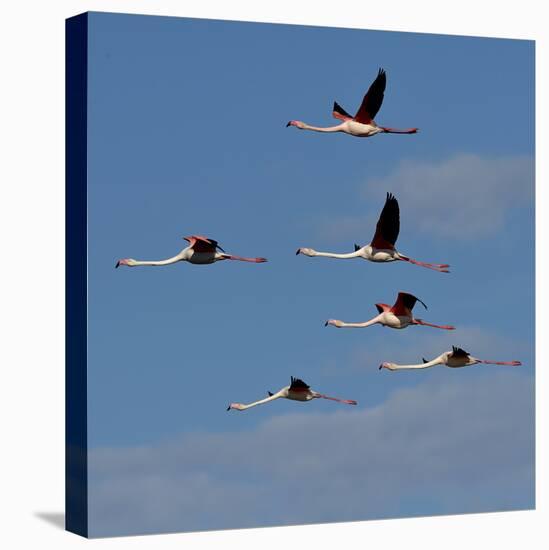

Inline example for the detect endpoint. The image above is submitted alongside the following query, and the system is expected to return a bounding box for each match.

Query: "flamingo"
[227,376,357,411]
[286,68,418,138]
[115,235,267,268]
[296,193,450,273]
[325,291,455,331]
[379,346,522,371]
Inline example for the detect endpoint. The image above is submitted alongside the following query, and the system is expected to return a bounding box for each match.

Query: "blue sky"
[85,12,534,536]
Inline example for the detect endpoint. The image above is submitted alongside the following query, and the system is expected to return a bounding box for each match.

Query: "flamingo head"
[286,120,306,129]
[296,247,316,257]
[379,362,396,371]
[115,258,137,268]
[226,403,246,411]
[325,319,344,328]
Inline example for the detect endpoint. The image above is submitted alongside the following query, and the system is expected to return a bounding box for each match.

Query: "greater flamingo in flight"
[379,346,522,371]
[325,292,455,331]
[286,68,418,138]
[227,376,357,411]
[296,193,450,273]
[116,235,267,268]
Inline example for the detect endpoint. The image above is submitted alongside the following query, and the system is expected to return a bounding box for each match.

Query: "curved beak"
[295,248,301,255]
[115,261,120,269]
[378,364,383,370]
[286,121,292,127]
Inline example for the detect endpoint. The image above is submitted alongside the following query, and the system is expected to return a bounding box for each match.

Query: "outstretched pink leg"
[399,255,450,273]
[316,394,357,405]
[414,319,455,330]
[223,255,268,263]
[381,127,419,134]
[479,360,522,366]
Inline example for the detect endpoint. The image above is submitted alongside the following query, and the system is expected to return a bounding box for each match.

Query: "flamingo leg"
[414,319,455,330]
[316,394,357,405]
[223,255,268,263]
[479,360,522,366]
[380,127,419,134]
[399,256,450,273]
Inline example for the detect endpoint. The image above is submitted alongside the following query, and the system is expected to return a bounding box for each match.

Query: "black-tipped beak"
[378,364,383,370]
[115,261,120,269]
[295,249,300,255]
[286,121,291,127]
[324,321,328,327]
[226,405,231,411]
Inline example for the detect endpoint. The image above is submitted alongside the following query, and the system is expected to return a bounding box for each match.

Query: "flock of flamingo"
[116,68,522,412]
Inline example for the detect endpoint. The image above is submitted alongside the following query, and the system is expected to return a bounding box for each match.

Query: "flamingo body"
[286,68,418,138]
[297,193,450,273]
[116,235,267,268]
[380,346,522,371]
[227,377,357,411]
[325,292,455,331]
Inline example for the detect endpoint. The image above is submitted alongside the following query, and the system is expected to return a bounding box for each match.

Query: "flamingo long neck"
[130,254,184,267]
[386,356,445,370]
[338,315,382,328]
[300,123,344,133]
[312,250,363,259]
[237,393,282,410]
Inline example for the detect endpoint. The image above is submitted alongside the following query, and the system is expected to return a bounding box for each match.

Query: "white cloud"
[88,372,534,537]
[361,154,533,239]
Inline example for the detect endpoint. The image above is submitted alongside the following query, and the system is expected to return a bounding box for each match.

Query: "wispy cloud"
[362,154,534,239]
[316,154,533,244]
[88,372,534,537]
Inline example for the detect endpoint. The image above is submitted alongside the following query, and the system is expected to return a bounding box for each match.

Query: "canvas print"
[66,11,535,538]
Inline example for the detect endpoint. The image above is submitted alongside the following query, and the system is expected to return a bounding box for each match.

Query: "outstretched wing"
[370,192,400,249]
[354,68,386,124]
[391,292,427,316]
[332,101,353,122]
[451,346,470,359]
[289,376,310,392]
[184,235,225,253]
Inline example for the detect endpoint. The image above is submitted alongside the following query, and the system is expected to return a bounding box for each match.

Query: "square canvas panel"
[66,11,535,538]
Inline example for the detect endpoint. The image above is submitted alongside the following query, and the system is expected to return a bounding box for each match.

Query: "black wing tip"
[268,391,274,397]
[286,121,291,127]
[422,358,428,364]
[400,292,427,310]
[452,346,469,357]
[354,243,361,251]
[290,376,310,389]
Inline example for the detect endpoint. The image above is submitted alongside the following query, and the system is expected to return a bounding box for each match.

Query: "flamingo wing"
[184,235,225,253]
[370,192,400,249]
[451,346,470,359]
[332,101,353,122]
[289,376,310,392]
[353,68,386,124]
[391,292,427,316]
